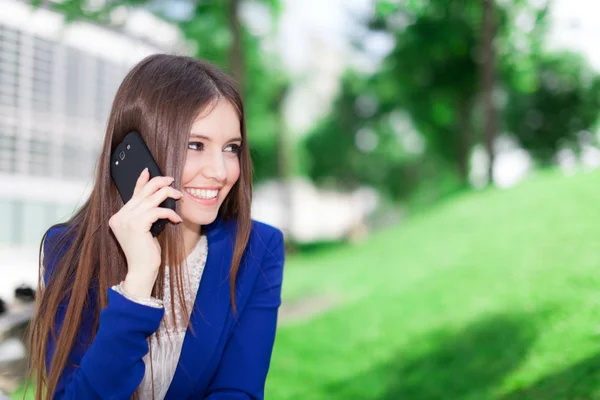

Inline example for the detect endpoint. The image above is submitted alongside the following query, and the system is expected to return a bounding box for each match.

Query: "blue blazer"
[43,217,285,399]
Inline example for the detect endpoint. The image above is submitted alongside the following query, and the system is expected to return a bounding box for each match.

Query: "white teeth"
[185,188,218,199]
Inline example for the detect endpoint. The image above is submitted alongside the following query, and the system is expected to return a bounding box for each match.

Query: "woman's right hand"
[109,168,183,298]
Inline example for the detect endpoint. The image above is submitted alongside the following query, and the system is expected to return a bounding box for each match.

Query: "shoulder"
[45,224,70,245]
[250,220,284,246]
[221,218,285,273]
[217,218,284,256]
[248,220,285,260]
[211,219,286,306]
[42,224,75,283]
[248,221,285,282]
[43,224,74,256]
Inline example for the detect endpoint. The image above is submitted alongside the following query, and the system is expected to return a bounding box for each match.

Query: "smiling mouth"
[184,188,219,200]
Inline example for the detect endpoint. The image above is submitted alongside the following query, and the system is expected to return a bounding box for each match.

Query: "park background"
[2,0,600,398]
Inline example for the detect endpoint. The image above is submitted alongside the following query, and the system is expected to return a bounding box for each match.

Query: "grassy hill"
[266,169,600,399]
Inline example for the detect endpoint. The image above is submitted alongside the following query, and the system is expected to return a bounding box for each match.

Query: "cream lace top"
[113,235,208,400]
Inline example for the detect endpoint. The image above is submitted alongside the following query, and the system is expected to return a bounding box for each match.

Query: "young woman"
[27,54,285,400]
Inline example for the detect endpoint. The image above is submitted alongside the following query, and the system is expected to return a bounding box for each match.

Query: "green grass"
[266,169,600,400]
[9,384,31,400]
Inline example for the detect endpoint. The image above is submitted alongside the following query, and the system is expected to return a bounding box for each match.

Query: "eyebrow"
[190,133,243,143]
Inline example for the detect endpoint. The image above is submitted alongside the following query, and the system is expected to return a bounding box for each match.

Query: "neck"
[181,220,202,257]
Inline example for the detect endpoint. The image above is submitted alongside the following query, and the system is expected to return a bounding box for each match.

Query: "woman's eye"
[188,142,204,151]
[225,143,241,153]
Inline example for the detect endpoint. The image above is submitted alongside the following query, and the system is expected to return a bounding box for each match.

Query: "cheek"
[181,161,196,185]
[226,158,240,186]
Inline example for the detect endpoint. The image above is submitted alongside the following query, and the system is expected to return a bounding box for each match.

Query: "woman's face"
[179,99,242,228]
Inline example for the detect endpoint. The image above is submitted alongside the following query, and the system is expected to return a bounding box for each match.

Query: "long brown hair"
[27,54,253,399]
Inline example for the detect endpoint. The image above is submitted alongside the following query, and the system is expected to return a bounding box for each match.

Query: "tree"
[480,0,498,185]
[370,1,486,185]
[303,71,429,201]
[369,1,552,186]
[227,0,244,92]
[504,51,600,164]
[305,0,600,205]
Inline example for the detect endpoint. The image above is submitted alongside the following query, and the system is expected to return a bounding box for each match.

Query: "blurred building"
[0,0,186,300]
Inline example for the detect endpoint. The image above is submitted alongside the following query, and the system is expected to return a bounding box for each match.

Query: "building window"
[21,200,52,245]
[65,47,81,118]
[0,125,17,174]
[32,36,54,114]
[28,136,52,177]
[0,198,17,245]
[0,21,144,184]
[0,25,20,112]
[95,57,124,124]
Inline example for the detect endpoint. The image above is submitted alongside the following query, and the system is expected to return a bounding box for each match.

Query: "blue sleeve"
[43,228,164,399]
[205,229,285,400]
[49,289,164,399]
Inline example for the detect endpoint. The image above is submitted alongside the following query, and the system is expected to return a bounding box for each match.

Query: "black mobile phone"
[110,131,177,237]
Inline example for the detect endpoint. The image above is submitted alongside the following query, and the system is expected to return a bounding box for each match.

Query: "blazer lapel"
[165,218,234,399]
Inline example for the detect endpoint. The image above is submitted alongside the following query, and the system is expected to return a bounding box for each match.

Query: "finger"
[132,168,150,197]
[141,186,183,209]
[138,176,175,200]
[144,208,182,227]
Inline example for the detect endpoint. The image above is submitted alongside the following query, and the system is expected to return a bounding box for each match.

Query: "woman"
[27,54,285,400]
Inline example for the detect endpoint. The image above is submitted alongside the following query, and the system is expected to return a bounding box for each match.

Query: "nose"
[202,151,227,182]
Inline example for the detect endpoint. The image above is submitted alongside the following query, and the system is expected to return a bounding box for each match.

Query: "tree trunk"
[227,0,244,95]
[274,83,294,237]
[481,0,497,185]
[274,84,291,180]
[457,98,471,183]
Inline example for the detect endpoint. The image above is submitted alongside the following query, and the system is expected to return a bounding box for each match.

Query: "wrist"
[123,271,157,299]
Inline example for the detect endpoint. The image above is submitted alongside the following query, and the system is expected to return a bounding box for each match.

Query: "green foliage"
[375,4,481,166]
[31,0,148,22]
[305,0,600,205]
[504,51,600,164]
[374,1,400,19]
[303,71,418,200]
[305,0,491,201]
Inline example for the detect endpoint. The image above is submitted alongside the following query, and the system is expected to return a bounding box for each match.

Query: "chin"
[181,196,225,224]
[182,210,219,227]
